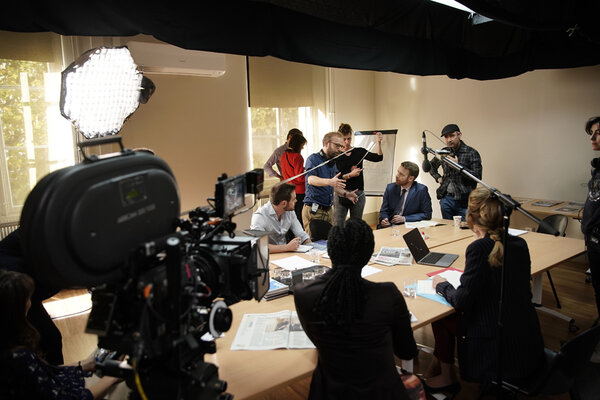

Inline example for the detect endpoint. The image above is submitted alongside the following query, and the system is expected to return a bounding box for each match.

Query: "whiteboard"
[354,130,397,196]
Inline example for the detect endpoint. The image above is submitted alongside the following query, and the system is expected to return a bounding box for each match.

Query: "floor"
[49,255,598,400]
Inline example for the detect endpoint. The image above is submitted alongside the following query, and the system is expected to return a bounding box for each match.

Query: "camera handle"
[78,135,132,162]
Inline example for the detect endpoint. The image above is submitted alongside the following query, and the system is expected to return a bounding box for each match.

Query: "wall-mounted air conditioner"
[127,41,226,77]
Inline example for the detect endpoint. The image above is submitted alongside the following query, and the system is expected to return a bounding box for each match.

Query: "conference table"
[207,220,585,400]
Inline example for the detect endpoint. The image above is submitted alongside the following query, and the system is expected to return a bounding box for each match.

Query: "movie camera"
[19,143,269,400]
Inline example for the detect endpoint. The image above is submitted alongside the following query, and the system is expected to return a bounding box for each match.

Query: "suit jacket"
[379,182,432,226]
[294,274,418,400]
[436,235,545,383]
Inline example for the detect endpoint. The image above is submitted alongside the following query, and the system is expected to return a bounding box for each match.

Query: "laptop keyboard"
[420,252,444,264]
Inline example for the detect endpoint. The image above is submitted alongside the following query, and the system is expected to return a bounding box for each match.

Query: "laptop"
[402,228,459,267]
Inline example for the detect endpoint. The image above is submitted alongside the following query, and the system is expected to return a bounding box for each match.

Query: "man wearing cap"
[429,124,482,220]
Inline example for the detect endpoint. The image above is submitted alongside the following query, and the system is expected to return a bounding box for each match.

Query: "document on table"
[293,244,312,253]
[374,246,412,266]
[361,265,382,278]
[230,310,315,350]
[405,220,440,229]
[508,228,528,236]
[272,255,316,271]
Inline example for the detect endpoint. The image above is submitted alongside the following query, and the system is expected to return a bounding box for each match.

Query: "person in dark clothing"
[582,116,600,325]
[333,123,383,226]
[429,124,482,220]
[424,188,545,395]
[294,218,418,400]
[0,228,64,365]
[0,270,121,399]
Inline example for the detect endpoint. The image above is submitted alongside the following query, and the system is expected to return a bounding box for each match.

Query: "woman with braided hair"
[422,187,544,395]
[294,218,418,400]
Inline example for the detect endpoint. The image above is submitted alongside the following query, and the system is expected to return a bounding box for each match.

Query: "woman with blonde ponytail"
[422,188,544,396]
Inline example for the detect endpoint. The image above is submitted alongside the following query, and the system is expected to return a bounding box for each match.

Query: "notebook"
[402,228,458,267]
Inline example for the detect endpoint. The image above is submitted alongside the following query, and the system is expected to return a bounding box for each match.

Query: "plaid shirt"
[429,140,482,201]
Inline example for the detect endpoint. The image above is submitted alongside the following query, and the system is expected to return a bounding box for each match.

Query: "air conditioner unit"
[127,41,226,77]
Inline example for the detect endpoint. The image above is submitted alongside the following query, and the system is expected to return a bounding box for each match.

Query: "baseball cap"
[441,124,460,137]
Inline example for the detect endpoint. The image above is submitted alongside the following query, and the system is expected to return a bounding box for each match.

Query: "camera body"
[20,148,268,399]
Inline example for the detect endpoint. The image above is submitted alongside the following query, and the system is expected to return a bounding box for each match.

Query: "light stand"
[422,146,558,398]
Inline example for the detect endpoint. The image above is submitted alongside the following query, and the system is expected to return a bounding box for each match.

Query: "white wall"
[374,66,600,236]
[118,54,253,228]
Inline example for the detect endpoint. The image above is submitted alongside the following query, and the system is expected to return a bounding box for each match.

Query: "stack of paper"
[373,246,412,266]
[263,278,290,301]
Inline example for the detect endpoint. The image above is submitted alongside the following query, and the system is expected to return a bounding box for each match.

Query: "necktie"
[397,188,407,216]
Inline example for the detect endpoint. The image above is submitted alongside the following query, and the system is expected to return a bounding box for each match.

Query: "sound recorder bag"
[20,139,181,290]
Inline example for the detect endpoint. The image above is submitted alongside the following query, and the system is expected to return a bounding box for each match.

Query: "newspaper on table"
[374,246,412,266]
[230,310,315,350]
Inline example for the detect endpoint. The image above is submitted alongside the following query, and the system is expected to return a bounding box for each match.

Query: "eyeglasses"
[329,142,344,149]
[589,130,600,137]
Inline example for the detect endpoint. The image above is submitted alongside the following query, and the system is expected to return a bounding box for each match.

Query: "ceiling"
[1,0,599,80]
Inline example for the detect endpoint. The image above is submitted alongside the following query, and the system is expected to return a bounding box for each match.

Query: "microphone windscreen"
[422,159,431,173]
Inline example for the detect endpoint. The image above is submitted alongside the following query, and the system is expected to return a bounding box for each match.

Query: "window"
[247,56,333,182]
[0,57,76,223]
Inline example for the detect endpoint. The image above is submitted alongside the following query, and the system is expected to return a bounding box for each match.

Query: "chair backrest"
[309,219,332,241]
[556,324,600,378]
[537,214,568,237]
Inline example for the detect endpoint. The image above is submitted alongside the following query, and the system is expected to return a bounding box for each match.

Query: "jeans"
[440,195,467,221]
[333,190,366,226]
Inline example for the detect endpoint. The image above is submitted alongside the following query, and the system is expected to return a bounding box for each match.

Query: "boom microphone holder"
[423,147,559,399]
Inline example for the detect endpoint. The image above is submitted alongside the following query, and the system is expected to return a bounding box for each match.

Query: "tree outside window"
[0,58,75,222]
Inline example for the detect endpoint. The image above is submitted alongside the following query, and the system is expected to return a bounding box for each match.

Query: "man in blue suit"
[379,161,432,228]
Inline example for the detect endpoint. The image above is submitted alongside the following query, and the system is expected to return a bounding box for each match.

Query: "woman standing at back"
[280,133,308,225]
[294,218,418,400]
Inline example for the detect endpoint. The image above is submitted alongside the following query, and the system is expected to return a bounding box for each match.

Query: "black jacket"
[436,235,545,383]
[294,274,417,400]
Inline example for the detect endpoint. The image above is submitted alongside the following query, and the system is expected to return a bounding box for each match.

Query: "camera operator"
[0,270,122,399]
[250,182,311,253]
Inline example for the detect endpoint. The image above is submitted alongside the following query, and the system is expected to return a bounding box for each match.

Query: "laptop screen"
[403,228,430,261]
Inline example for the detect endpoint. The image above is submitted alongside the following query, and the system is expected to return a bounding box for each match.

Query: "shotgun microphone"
[421,131,431,173]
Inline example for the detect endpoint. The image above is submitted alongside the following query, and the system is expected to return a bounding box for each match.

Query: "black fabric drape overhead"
[1,0,599,80]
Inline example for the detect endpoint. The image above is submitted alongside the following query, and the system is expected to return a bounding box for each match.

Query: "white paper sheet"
[405,220,439,229]
[508,228,528,236]
[361,265,382,277]
[272,255,316,271]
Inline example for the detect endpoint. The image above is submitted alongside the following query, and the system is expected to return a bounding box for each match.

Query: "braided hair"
[466,187,504,267]
[314,218,374,328]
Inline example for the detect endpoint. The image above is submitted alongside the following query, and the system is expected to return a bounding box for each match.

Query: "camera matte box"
[20,151,180,289]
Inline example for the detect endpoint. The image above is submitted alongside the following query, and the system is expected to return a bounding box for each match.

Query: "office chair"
[494,324,600,400]
[536,214,568,309]
[309,219,332,241]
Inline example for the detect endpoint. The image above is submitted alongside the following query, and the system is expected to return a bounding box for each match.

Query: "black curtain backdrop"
[1,0,599,80]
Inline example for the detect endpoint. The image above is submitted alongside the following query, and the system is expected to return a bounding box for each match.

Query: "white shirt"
[250,202,310,245]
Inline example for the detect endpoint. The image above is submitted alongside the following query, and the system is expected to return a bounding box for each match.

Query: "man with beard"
[251,183,311,254]
[379,161,432,228]
[303,131,358,237]
[429,124,482,220]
